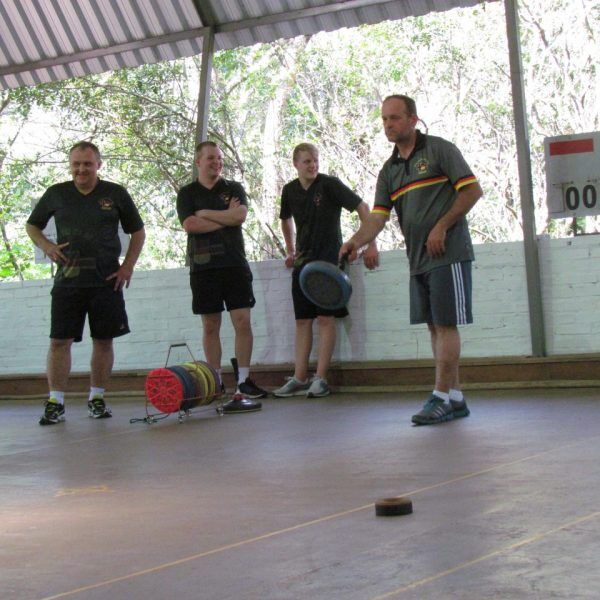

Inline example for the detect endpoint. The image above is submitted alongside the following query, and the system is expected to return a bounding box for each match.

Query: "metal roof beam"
[189,0,218,27]
[217,0,401,33]
[0,26,210,78]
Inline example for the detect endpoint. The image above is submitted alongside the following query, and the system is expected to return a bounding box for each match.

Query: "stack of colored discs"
[144,368,185,414]
[183,361,221,405]
[145,361,223,414]
[182,362,209,407]
[168,365,198,411]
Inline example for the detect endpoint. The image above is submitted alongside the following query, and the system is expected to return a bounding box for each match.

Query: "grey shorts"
[409,261,472,326]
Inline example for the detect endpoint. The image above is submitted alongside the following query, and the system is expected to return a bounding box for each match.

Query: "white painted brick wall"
[1,237,599,375]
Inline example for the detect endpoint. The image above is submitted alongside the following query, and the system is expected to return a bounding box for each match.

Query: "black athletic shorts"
[190,267,256,314]
[50,286,130,342]
[409,261,472,326]
[291,265,349,320]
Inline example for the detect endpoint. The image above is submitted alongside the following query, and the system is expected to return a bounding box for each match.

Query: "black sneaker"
[222,393,262,414]
[236,377,268,399]
[88,396,112,419]
[411,394,454,425]
[450,398,470,419]
[39,399,65,425]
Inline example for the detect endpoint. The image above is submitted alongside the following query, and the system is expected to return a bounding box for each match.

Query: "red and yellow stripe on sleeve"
[455,175,478,190]
[372,204,391,217]
[390,175,449,202]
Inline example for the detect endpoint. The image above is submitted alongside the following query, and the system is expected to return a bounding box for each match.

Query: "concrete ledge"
[2,354,600,399]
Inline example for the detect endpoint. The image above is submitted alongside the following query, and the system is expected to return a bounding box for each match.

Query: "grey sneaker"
[273,376,310,398]
[307,377,330,398]
[450,398,470,419]
[88,396,112,419]
[411,394,454,425]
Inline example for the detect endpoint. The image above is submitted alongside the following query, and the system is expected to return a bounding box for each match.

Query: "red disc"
[145,368,184,414]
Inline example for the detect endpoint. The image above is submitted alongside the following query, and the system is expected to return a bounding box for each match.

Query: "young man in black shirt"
[26,141,145,425]
[274,143,378,398]
[177,141,267,413]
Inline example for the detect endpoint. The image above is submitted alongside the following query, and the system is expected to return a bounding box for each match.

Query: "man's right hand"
[284,252,295,268]
[339,241,358,263]
[43,241,69,265]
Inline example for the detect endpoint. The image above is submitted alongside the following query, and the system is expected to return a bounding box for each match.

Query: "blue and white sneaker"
[450,398,470,419]
[411,394,454,425]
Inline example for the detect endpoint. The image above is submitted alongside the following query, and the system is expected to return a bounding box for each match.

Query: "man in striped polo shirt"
[341,94,483,425]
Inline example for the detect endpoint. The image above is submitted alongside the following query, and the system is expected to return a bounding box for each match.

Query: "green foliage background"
[0,0,597,281]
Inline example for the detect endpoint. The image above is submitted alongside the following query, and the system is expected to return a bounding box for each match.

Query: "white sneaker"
[307,377,330,398]
[273,376,310,397]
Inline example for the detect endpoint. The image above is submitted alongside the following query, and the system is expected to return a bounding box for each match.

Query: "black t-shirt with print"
[27,179,144,287]
[279,174,362,266]
[176,178,249,272]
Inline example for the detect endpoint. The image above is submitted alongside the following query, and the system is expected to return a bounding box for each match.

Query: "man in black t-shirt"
[26,141,145,425]
[176,141,267,413]
[273,143,378,398]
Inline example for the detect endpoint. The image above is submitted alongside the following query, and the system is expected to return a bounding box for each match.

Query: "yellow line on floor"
[39,437,598,600]
[370,510,600,599]
[39,503,374,600]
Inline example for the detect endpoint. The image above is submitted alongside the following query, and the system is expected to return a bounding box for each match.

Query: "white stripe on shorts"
[451,263,467,324]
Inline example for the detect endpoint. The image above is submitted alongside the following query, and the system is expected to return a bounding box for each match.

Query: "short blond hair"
[293,143,319,162]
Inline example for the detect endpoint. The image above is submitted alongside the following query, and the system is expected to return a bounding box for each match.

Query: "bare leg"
[90,338,114,388]
[315,316,336,380]
[47,338,73,391]
[429,323,460,393]
[229,307,253,368]
[294,319,313,381]
[201,313,222,370]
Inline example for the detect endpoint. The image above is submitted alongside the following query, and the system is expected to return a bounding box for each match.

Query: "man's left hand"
[361,243,379,270]
[106,263,134,291]
[426,224,447,258]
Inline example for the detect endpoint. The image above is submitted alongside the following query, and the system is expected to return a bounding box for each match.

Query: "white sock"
[89,387,105,401]
[449,389,464,402]
[49,391,65,404]
[433,389,449,402]
[238,367,250,384]
[216,369,222,385]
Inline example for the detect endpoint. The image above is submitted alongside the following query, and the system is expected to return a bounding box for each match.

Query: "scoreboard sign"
[545,132,600,218]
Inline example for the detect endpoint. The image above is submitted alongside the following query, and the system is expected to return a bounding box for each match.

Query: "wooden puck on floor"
[375,496,413,516]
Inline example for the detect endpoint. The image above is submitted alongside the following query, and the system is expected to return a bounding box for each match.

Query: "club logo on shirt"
[98,198,114,210]
[313,192,322,207]
[415,159,430,174]
[219,193,231,206]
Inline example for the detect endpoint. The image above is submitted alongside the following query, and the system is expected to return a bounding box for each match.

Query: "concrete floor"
[1,388,599,600]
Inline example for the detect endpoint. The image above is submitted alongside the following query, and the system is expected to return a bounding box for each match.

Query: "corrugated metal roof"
[0,0,495,90]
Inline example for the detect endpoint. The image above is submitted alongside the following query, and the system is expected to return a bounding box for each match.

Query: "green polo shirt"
[374,131,478,275]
